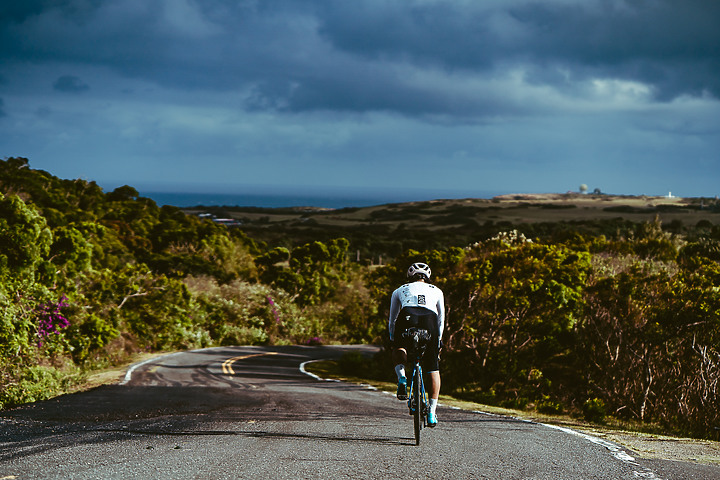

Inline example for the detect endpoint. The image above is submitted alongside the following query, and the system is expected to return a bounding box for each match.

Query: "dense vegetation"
[2,157,720,440]
[0,157,377,409]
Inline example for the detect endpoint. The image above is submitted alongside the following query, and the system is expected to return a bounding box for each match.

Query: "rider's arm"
[388,290,401,341]
[436,291,445,347]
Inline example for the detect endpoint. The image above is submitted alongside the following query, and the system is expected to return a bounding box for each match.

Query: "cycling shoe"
[396,377,408,400]
[427,410,438,427]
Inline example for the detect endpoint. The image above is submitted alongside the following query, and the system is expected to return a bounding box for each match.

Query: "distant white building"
[213,218,242,226]
[195,212,242,226]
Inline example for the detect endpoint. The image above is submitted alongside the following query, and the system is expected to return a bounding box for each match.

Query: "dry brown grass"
[187,193,720,230]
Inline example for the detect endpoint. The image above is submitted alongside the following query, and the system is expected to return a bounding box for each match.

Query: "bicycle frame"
[402,327,431,446]
[408,358,428,445]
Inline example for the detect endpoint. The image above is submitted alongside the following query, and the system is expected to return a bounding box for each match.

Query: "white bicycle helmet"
[407,262,431,280]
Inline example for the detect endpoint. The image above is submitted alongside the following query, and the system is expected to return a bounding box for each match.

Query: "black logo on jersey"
[418,294,426,305]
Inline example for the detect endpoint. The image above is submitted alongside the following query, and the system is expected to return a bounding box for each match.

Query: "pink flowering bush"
[36,295,70,346]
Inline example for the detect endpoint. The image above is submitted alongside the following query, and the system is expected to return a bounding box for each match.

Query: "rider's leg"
[427,370,440,426]
[392,347,408,380]
[427,370,440,400]
[393,348,409,400]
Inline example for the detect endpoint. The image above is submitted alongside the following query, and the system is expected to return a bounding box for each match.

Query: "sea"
[139,188,511,209]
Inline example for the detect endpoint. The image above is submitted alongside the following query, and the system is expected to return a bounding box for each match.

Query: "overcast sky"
[1,0,718,201]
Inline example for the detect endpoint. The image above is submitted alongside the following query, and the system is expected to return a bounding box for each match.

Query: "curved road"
[1,346,717,479]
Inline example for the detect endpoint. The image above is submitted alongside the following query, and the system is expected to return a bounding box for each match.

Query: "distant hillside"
[183,193,720,261]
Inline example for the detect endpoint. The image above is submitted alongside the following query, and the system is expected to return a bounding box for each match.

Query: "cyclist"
[388,262,445,427]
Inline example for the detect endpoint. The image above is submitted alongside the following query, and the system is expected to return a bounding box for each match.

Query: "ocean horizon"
[139,188,512,209]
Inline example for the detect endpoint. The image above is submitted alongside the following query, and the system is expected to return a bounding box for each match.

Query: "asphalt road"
[1,345,718,479]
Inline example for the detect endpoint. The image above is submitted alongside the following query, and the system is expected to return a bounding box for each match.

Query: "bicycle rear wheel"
[413,368,422,446]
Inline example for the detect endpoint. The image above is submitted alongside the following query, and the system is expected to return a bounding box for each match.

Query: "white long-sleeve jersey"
[388,281,445,341]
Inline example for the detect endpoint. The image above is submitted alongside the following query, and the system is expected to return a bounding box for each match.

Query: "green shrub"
[537,395,564,414]
[220,325,268,346]
[338,351,365,375]
[0,365,81,409]
[502,397,530,410]
[583,398,607,423]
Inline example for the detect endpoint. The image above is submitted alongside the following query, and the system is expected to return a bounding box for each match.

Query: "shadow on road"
[0,378,426,463]
[87,427,412,446]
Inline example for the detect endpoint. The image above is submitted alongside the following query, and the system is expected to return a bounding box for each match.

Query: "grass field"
[183,193,720,258]
[185,193,720,228]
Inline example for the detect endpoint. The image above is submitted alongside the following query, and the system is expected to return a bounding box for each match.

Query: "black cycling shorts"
[392,306,440,373]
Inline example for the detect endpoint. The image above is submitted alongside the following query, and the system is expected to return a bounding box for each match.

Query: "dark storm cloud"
[0,1,75,24]
[53,75,90,93]
[315,2,498,70]
[250,0,720,113]
[1,0,719,116]
[0,1,312,90]
[505,0,720,100]
[315,0,720,102]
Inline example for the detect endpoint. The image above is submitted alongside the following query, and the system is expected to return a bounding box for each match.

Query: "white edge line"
[299,359,341,382]
[299,359,383,392]
[127,351,660,478]
[540,423,662,478]
[119,357,157,385]
[119,351,188,385]
[298,359,662,479]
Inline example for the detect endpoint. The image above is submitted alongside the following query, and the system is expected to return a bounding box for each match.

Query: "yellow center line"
[221,352,278,375]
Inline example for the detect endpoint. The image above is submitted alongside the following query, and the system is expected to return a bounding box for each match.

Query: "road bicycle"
[401,327,432,446]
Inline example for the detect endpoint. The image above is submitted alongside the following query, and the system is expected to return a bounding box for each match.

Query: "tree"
[443,240,591,406]
[106,185,139,202]
[49,224,93,279]
[0,193,53,281]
